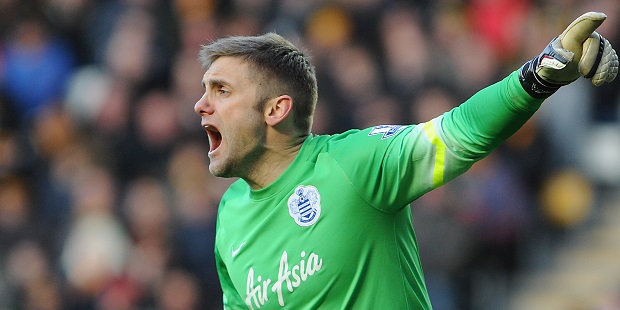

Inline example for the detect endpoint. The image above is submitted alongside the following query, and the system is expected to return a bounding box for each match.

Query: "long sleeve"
[417,69,545,189]
[439,70,545,159]
[329,70,546,209]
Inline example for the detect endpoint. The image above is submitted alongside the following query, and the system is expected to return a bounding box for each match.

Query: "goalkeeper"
[194,12,618,309]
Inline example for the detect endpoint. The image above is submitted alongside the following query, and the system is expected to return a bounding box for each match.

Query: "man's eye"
[218,89,230,96]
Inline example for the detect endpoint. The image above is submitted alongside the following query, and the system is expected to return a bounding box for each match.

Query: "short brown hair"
[199,33,318,134]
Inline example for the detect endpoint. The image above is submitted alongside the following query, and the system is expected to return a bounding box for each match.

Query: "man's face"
[194,56,267,178]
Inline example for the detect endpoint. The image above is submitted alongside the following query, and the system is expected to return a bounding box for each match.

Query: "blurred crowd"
[1,0,620,309]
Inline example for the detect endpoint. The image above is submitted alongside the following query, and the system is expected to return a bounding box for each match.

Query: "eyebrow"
[202,78,230,90]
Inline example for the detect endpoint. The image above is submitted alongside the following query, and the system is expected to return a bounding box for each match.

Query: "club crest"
[287,185,321,227]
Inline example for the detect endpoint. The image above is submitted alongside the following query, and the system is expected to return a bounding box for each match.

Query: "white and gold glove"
[519,12,618,98]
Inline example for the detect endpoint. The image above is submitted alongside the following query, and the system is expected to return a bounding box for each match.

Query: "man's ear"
[264,95,293,127]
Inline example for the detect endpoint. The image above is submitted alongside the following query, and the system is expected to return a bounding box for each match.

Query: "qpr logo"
[288,185,321,227]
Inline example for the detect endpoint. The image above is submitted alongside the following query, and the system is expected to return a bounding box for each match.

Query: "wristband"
[518,56,565,99]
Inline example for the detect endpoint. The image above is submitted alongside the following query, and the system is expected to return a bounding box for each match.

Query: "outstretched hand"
[520,12,618,98]
[538,12,618,86]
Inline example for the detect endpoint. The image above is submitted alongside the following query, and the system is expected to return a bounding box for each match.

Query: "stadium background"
[1,0,620,309]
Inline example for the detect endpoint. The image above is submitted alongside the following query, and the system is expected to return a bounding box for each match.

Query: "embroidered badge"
[368,125,405,139]
[288,185,321,227]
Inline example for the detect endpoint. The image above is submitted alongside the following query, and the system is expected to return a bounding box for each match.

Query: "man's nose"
[194,93,214,115]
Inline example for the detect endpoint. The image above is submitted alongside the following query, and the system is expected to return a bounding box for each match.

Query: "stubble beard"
[209,123,267,180]
[209,95,269,180]
[209,144,265,180]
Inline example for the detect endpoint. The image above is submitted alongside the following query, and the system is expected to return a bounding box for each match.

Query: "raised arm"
[425,12,617,187]
[328,13,618,209]
[440,12,618,160]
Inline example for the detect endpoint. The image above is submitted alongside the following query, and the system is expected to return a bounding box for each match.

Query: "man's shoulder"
[307,125,414,155]
[305,128,377,150]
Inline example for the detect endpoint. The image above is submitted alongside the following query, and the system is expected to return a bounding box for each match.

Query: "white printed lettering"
[272,251,293,306]
[245,268,271,309]
[245,251,323,308]
[291,265,301,287]
[299,251,307,281]
[261,276,271,305]
[270,250,323,306]
[307,252,322,276]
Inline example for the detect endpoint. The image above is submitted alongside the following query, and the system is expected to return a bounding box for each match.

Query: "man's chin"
[209,163,234,178]
[208,167,225,178]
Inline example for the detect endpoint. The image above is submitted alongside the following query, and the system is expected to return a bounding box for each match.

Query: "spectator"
[0,1,619,309]
[0,11,75,124]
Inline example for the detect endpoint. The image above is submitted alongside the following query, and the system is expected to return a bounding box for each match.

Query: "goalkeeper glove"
[519,12,619,99]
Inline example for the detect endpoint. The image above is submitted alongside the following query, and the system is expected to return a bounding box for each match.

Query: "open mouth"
[203,125,222,154]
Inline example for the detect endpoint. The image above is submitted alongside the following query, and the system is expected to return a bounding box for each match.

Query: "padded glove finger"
[579,32,619,86]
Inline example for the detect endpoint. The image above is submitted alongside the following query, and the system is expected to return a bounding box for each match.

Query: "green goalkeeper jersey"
[214,71,544,309]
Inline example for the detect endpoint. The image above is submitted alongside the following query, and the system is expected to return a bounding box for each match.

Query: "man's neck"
[244,135,307,190]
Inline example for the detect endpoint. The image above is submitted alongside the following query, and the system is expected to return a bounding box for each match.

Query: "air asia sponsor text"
[245,250,323,309]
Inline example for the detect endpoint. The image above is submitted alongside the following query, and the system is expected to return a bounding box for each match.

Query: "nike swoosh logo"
[232,242,246,258]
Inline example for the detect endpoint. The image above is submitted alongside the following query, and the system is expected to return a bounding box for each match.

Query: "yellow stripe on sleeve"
[422,120,446,188]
